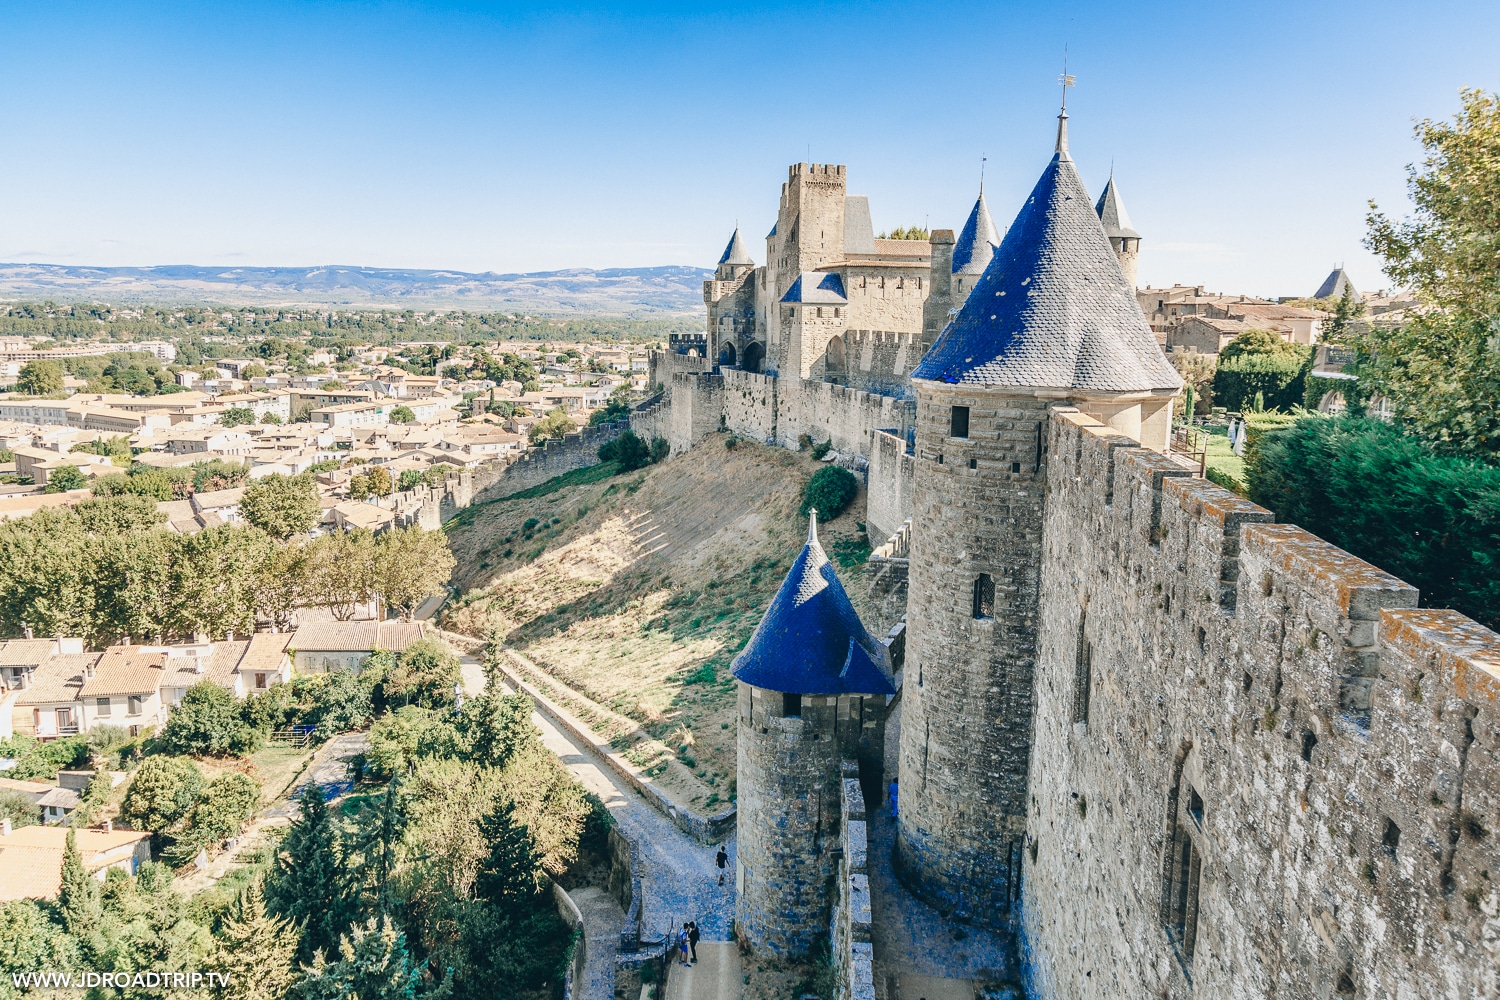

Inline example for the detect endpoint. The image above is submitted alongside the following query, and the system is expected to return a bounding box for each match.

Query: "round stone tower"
[733,513,895,957]
[895,109,1180,927]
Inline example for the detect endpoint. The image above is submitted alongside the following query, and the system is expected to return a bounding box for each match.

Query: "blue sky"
[1,0,1494,297]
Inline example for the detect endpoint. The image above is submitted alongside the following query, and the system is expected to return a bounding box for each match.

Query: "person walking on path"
[688,921,700,963]
[715,845,729,885]
[677,925,690,966]
[888,779,899,818]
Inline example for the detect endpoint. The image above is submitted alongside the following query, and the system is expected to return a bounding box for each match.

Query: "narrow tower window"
[1072,619,1092,725]
[1165,827,1203,963]
[950,405,970,439]
[972,574,995,620]
[782,692,801,718]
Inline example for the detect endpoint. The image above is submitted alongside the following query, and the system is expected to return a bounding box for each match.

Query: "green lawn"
[247,743,316,805]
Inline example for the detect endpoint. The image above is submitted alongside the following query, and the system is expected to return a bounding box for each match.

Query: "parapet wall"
[471,421,626,504]
[831,763,876,1000]
[722,369,778,444]
[865,429,914,543]
[841,329,919,399]
[1023,407,1500,999]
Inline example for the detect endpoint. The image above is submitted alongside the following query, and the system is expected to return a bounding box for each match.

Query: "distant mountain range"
[0,262,712,315]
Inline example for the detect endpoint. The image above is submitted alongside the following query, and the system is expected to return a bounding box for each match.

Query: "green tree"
[1364,87,1500,461]
[16,359,63,395]
[801,465,859,519]
[267,785,357,963]
[388,405,416,424]
[528,406,573,444]
[212,876,300,1000]
[169,525,270,638]
[120,756,204,833]
[43,464,88,493]
[306,529,376,620]
[0,790,38,829]
[241,473,320,539]
[1211,329,1312,412]
[253,539,310,632]
[241,362,268,379]
[74,492,164,534]
[58,829,102,936]
[158,682,263,757]
[298,916,427,1000]
[220,407,257,428]
[587,385,633,426]
[349,472,371,501]
[380,639,461,710]
[373,527,456,620]
[310,670,375,735]
[164,772,262,865]
[367,465,393,497]
[597,430,651,471]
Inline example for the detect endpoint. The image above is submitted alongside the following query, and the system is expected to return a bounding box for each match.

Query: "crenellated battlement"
[1027,406,1500,1000]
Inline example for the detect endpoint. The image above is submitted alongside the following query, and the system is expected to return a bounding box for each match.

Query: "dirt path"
[665,942,742,1000]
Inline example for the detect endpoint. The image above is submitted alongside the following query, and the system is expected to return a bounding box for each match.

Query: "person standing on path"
[678,925,690,966]
[715,845,728,885]
[687,921,700,963]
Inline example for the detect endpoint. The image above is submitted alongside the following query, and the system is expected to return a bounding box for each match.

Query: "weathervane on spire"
[1059,48,1076,111]
[979,155,986,193]
[1055,50,1076,157]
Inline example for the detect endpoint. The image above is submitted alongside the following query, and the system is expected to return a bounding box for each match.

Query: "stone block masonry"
[896,385,1053,926]
[470,421,626,504]
[1023,407,1500,999]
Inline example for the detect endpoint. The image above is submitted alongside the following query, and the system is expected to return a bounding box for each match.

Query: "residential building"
[0,823,152,901]
[289,621,429,673]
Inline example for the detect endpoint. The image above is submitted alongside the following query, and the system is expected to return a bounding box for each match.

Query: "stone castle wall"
[866,429,915,544]
[471,421,626,504]
[722,369,778,444]
[832,762,876,1000]
[1023,408,1500,999]
[840,329,919,399]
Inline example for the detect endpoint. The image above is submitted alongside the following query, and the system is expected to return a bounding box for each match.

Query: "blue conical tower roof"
[730,513,895,696]
[911,113,1180,393]
[952,188,1001,276]
[718,228,754,267]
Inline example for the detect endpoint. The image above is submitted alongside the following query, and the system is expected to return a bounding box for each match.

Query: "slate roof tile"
[731,516,895,696]
[913,134,1181,394]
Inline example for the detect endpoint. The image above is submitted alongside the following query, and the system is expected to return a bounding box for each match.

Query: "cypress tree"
[266,785,355,963]
[215,876,299,1000]
[57,828,101,937]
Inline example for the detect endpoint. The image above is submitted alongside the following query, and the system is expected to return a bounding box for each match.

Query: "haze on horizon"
[0,0,1494,299]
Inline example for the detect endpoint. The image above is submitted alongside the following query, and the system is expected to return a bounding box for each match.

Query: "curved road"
[456,644,738,998]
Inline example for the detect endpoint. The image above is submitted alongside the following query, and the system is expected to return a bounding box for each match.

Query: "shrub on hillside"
[120,756,204,833]
[162,772,262,866]
[801,466,859,520]
[598,430,652,471]
[1246,416,1500,629]
[158,682,264,757]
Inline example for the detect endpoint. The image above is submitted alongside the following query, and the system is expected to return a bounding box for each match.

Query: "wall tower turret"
[1095,172,1141,289]
[733,513,895,956]
[895,110,1180,928]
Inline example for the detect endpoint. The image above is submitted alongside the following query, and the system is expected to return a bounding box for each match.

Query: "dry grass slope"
[443,435,901,813]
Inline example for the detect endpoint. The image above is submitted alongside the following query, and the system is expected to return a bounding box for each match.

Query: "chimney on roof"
[102,819,113,833]
[1,818,10,836]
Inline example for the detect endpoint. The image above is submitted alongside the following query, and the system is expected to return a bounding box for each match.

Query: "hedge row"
[1245,416,1500,630]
